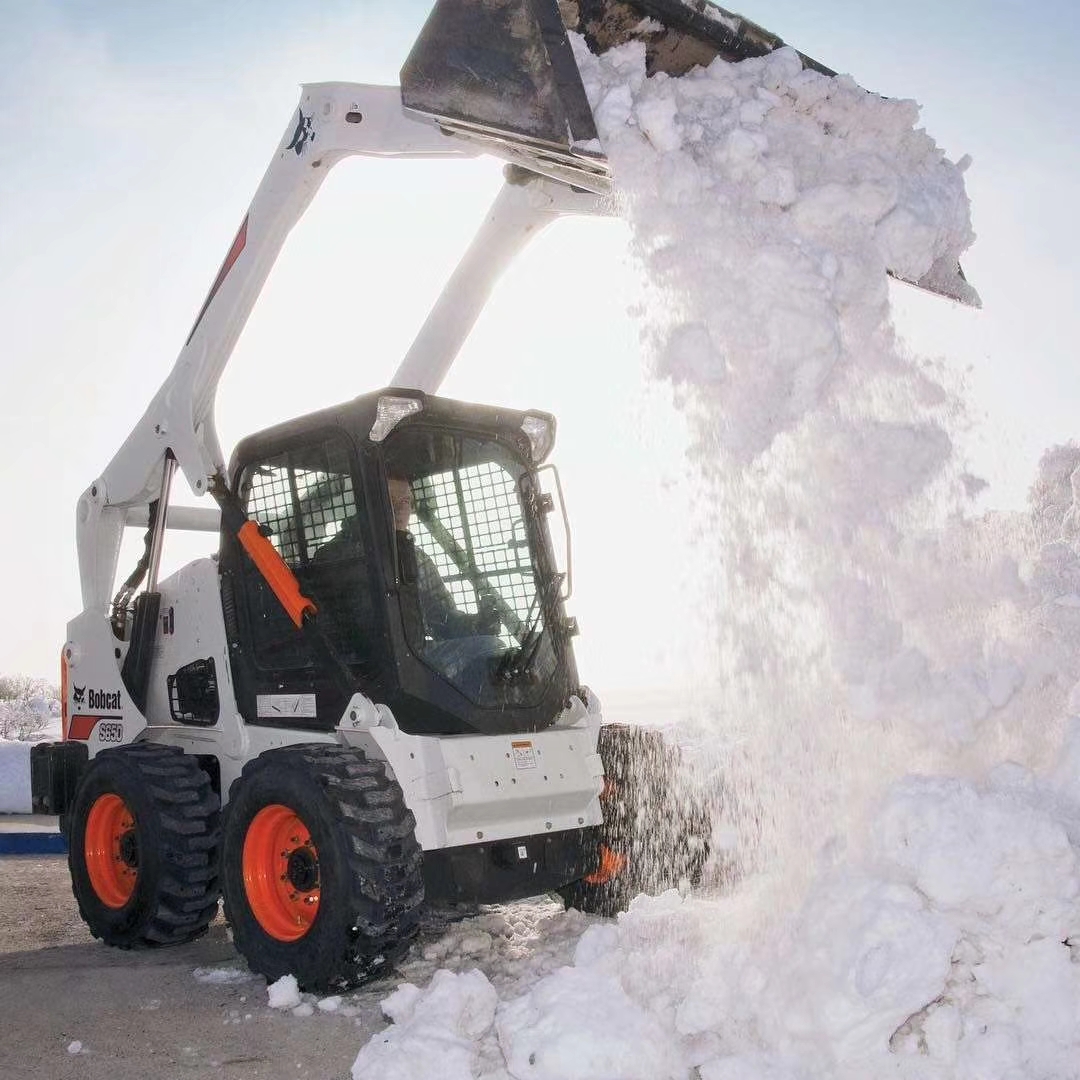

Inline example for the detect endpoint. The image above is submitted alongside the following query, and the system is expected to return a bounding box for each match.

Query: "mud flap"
[30,740,89,817]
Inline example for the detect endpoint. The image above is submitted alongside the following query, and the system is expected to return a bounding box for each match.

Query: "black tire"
[221,744,424,993]
[68,743,221,947]
[559,725,711,917]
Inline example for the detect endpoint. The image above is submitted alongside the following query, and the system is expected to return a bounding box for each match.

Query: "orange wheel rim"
[583,844,628,886]
[242,804,321,942]
[84,793,139,908]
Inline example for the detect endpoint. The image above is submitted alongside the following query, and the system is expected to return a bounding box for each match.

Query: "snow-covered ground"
[4,29,1079,1080]
[334,753,1080,1079]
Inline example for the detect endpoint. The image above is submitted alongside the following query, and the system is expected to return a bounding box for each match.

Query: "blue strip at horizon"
[0,832,67,855]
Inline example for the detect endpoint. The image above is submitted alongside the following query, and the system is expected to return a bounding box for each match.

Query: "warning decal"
[511,740,537,770]
[257,693,317,719]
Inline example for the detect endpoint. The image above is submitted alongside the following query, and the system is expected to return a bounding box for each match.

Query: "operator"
[387,471,505,696]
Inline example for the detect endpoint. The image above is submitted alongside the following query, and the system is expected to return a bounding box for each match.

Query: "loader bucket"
[401,0,975,306]
[401,0,602,161]
[401,0,832,157]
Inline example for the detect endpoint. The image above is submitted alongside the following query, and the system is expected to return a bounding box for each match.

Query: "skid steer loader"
[30,0,973,992]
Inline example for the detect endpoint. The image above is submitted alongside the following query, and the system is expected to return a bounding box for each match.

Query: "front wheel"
[68,743,221,947]
[558,725,711,916]
[221,744,424,992]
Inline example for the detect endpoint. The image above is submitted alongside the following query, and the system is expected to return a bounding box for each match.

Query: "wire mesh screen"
[411,461,539,638]
[238,437,361,674]
[242,439,357,570]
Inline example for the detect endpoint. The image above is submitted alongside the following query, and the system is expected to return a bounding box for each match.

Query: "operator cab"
[219,389,579,737]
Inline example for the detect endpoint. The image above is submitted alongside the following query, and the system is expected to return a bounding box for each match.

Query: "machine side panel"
[143,558,237,734]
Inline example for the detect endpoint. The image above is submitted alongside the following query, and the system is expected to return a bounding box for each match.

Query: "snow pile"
[406,901,593,988]
[351,901,595,1078]
[1,678,61,813]
[0,741,32,813]
[681,756,1080,1078]
[347,34,1080,1080]
[353,970,499,1080]
[350,755,1079,1078]
[266,973,303,1010]
[263,975,363,1020]
[874,767,1080,1076]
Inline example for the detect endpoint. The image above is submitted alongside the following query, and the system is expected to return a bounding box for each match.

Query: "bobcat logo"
[73,684,86,706]
[285,108,315,156]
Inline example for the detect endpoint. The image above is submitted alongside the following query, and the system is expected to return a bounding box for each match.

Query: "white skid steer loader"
[30,0,973,992]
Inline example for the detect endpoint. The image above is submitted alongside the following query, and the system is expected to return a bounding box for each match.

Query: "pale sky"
[1,0,1077,690]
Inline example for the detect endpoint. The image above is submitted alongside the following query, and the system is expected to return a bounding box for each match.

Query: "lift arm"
[77,81,609,615]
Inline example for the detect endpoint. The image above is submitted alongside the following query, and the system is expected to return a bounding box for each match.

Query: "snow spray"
[352,39,1080,1080]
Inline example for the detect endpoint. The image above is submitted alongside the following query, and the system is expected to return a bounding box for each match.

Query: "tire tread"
[69,743,221,948]
[222,743,424,992]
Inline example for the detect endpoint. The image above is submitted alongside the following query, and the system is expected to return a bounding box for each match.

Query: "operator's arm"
[399,534,493,639]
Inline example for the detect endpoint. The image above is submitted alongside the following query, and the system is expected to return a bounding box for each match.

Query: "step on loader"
[30,0,970,991]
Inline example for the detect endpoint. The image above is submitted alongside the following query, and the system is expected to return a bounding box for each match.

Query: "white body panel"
[153,715,604,853]
[71,557,605,852]
[63,611,148,752]
[142,558,234,730]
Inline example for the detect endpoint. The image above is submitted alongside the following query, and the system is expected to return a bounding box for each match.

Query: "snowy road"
[0,856,391,1080]
[0,856,601,1080]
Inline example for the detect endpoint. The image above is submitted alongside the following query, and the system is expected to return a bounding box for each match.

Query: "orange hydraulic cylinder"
[236,520,317,628]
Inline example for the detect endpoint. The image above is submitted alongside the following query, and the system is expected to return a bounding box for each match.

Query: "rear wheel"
[68,743,221,947]
[221,744,424,992]
[559,725,710,916]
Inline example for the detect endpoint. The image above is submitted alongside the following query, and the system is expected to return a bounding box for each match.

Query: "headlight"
[370,395,423,442]
[521,413,556,462]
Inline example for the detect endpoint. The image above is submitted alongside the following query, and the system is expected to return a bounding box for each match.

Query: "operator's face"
[387,475,413,531]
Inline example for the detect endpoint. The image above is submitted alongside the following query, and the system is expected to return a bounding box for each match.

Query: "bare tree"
[0,675,58,741]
